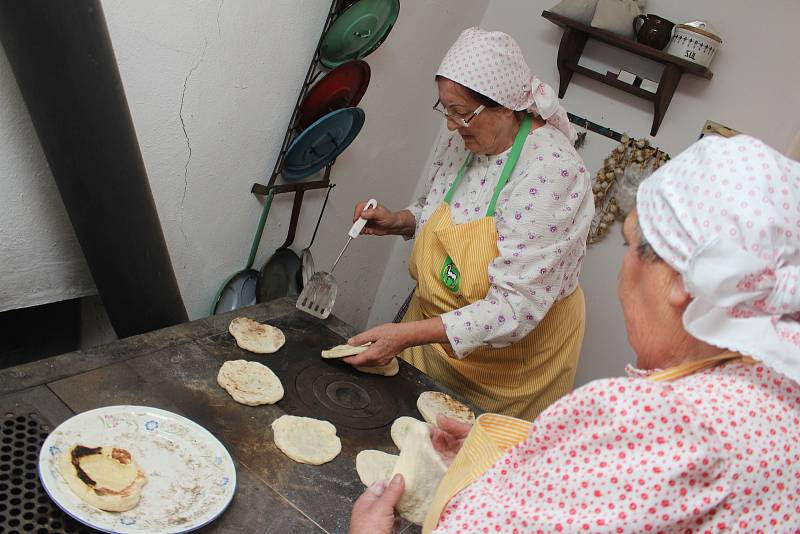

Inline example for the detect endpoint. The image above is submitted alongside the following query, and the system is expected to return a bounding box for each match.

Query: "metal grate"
[0,412,94,534]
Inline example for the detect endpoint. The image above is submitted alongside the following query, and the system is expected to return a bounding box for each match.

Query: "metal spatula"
[296,198,377,319]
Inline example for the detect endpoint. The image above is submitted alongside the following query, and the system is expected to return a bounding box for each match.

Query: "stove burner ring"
[293,363,398,429]
[323,381,370,410]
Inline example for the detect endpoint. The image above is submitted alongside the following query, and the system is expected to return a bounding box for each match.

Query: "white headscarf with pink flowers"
[637,134,800,384]
[437,27,577,143]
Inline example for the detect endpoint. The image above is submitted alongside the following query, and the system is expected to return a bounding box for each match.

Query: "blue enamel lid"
[282,107,365,182]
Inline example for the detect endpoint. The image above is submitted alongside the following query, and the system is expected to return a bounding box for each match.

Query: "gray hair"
[636,219,660,262]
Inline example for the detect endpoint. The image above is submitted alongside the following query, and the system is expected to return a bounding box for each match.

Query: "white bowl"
[666,24,722,68]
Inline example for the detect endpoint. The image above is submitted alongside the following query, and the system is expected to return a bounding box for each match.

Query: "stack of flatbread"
[229,317,285,354]
[58,445,147,512]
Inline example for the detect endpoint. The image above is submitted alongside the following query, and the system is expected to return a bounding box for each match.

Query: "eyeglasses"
[432,99,485,127]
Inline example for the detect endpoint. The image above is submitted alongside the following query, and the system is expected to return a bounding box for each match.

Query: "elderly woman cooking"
[344,28,594,420]
[349,134,800,533]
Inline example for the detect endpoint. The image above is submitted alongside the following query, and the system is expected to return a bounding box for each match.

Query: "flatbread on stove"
[355,450,398,487]
[229,317,285,354]
[356,357,399,377]
[321,342,372,359]
[271,415,341,465]
[417,391,475,427]
[217,360,284,406]
[58,445,147,512]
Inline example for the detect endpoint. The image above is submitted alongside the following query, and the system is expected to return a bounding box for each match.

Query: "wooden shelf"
[542,10,713,135]
[566,63,656,101]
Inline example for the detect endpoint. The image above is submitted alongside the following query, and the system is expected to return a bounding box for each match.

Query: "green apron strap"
[442,113,532,213]
[436,114,532,294]
[443,153,473,205]
[486,114,531,217]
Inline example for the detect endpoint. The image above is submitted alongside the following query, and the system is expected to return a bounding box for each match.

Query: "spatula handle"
[348,198,378,238]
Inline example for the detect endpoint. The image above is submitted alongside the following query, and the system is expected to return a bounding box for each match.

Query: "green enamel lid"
[320,0,400,68]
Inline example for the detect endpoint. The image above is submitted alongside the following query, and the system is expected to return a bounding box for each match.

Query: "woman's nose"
[446,117,459,131]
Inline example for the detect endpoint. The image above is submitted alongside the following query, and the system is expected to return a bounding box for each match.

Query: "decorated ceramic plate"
[39,406,236,534]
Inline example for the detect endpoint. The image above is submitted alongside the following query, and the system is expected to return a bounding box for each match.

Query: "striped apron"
[400,114,585,420]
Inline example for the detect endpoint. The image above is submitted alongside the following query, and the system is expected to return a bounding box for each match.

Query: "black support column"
[0,0,189,337]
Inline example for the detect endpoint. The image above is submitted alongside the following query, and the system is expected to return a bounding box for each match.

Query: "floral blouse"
[407,125,593,358]
[433,361,800,533]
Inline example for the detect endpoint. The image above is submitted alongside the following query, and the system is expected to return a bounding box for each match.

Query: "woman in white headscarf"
[342,28,594,420]
[348,134,800,533]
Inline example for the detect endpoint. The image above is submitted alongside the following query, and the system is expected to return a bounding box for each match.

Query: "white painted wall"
[0,46,95,312]
[102,0,330,321]
[369,0,800,386]
[0,1,488,334]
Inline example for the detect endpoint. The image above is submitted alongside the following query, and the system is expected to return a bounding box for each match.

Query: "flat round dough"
[417,391,475,427]
[390,416,428,451]
[355,450,398,487]
[58,445,147,512]
[218,360,284,406]
[229,317,285,354]
[321,342,372,359]
[356,357,399,377]
[271,415,341,465]
[390,422,448,525]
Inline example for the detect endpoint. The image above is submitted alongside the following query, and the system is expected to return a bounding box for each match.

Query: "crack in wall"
[216,0,225,38]
[178,38,208,240]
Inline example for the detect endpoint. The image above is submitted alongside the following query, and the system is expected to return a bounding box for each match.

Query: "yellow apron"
[421,352,750,533]
[400,114,586,420]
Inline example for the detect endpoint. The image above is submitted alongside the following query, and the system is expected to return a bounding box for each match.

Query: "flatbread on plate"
[58,445,147,512]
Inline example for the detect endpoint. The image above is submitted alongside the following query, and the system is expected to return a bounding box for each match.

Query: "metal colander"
[0,412,93,534]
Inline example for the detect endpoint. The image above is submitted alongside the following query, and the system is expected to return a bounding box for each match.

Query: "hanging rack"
[251,2,625,193]
[251,0,344,198]
[567,112,625,143]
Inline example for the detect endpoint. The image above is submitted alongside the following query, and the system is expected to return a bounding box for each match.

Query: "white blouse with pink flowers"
[432,361,800,533]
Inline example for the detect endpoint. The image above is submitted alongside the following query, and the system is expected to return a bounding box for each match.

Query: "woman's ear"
[667,269,692,310]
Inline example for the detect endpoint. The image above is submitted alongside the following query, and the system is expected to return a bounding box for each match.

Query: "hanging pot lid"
[282,107,365,182]
[297,60,370,130]
[319,0,400,69]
